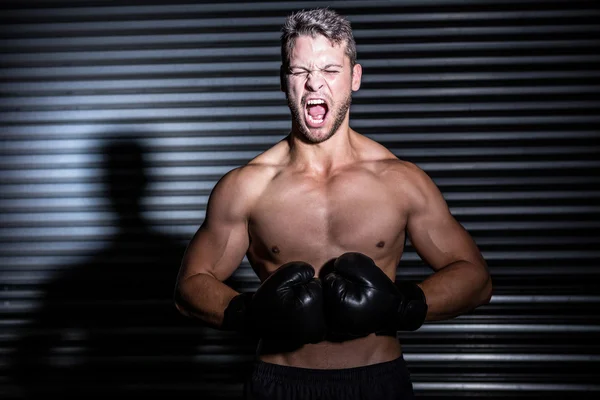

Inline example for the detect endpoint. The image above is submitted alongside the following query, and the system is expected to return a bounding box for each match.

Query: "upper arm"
[177,167,252,283]
[404,163,486,271]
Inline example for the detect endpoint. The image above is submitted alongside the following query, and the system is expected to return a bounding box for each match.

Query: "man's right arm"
[174,167,252,328]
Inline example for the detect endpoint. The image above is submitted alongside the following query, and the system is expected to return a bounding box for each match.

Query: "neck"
[287,123,358,175]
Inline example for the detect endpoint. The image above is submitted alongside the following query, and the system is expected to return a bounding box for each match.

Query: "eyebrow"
[289,64,344,70]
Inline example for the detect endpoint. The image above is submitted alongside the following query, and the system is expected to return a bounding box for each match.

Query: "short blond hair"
[280,8,357,68]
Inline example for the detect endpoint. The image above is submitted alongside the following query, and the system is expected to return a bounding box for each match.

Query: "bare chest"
[247,173,407,275]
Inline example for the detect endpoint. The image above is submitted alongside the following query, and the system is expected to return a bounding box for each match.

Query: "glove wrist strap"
[395,281,428,331]
[221,292,254,334]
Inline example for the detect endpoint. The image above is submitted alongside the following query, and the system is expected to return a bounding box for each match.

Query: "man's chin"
[300,126,334,144]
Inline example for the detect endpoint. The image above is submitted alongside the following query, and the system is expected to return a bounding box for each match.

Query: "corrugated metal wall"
[1,0,599,398]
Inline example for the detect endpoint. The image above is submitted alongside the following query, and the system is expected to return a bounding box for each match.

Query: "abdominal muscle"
[258,334,402,369]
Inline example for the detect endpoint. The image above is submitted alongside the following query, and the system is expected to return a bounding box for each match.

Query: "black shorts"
[243,356,415,400]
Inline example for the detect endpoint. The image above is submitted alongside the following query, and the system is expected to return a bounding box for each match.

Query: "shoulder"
[383,159,432,187]
[378,157,445,213]
[209,141,285,212]
[247,138,288,169]
[352,132,428,189]
[351,133,441,209]
[212,163,276,204]
[218,138,288,188]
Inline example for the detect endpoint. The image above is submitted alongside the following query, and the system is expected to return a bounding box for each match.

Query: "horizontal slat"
[3,93,599,110]
[413,382,600,391]
[3,116,600,138]
[2,71,599,93]
[0,208,598,226]
[2,163,599,186]
[2,235,598,254]
[3,55,600,78]
[3,102,600,123]
[6,9,600,33]
[2,146,598,167]
[1,190,597,208]
[2,220,598,241]
[1,131,598,153]
[0,0,564,19]
[0,263,597,280]
[3,24,600,49]
[4,40,600,66]
[4,291,598,304]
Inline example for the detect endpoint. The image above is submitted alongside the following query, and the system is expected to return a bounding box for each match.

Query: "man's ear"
[352,63,362,92]
[280,65,288,93]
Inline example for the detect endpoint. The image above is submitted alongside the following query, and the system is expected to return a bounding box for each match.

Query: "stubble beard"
[288,91,353,144]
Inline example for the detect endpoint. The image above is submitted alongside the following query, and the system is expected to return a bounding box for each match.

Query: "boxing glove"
[323,252,427,342]
[222,261,327,347]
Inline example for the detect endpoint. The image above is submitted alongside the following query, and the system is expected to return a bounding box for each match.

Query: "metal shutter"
[1,0,599,398]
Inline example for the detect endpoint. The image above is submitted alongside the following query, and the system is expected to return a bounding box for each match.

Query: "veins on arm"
[403,163,492,321]
[174,167,253,326]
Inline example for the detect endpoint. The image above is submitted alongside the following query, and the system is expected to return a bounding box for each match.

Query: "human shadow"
[9,138,252,399]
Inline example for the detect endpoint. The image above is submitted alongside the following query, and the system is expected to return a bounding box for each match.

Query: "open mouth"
[305,98,329,127]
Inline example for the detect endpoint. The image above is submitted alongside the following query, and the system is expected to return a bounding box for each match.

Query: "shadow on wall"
[9,138,255,399]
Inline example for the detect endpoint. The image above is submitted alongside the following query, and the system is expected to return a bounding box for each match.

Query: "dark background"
[1,0,599,398]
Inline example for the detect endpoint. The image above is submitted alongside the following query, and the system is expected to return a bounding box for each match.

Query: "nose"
[305,71,324,92]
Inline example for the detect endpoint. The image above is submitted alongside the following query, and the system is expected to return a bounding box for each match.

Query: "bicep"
[179,218,249,282]
[405,168,485,271]
[177,172,250,283]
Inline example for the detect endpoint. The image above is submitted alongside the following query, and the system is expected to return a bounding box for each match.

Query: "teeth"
[307,99,325,105]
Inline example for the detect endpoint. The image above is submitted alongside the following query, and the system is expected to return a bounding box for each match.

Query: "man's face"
[284,34,362,143]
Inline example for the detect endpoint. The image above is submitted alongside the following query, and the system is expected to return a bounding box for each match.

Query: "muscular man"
[174,8,492,400]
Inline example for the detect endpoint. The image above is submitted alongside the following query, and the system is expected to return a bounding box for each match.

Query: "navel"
[271,246,280,254]
[376,241,385,248]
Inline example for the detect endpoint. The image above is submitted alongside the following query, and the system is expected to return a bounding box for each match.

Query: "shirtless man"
[174,8,492,400]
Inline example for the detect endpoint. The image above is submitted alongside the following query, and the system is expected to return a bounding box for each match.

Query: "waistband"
[251,356,409,384]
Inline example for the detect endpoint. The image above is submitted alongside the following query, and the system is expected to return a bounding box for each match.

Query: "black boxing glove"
[222,261,327,348]
[323,252,427,342]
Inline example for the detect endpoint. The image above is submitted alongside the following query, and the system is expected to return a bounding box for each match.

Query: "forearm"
[174,273,240,328]
[418,260,492,322]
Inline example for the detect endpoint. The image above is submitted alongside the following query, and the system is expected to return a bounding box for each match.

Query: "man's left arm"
[404,163,493,321]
